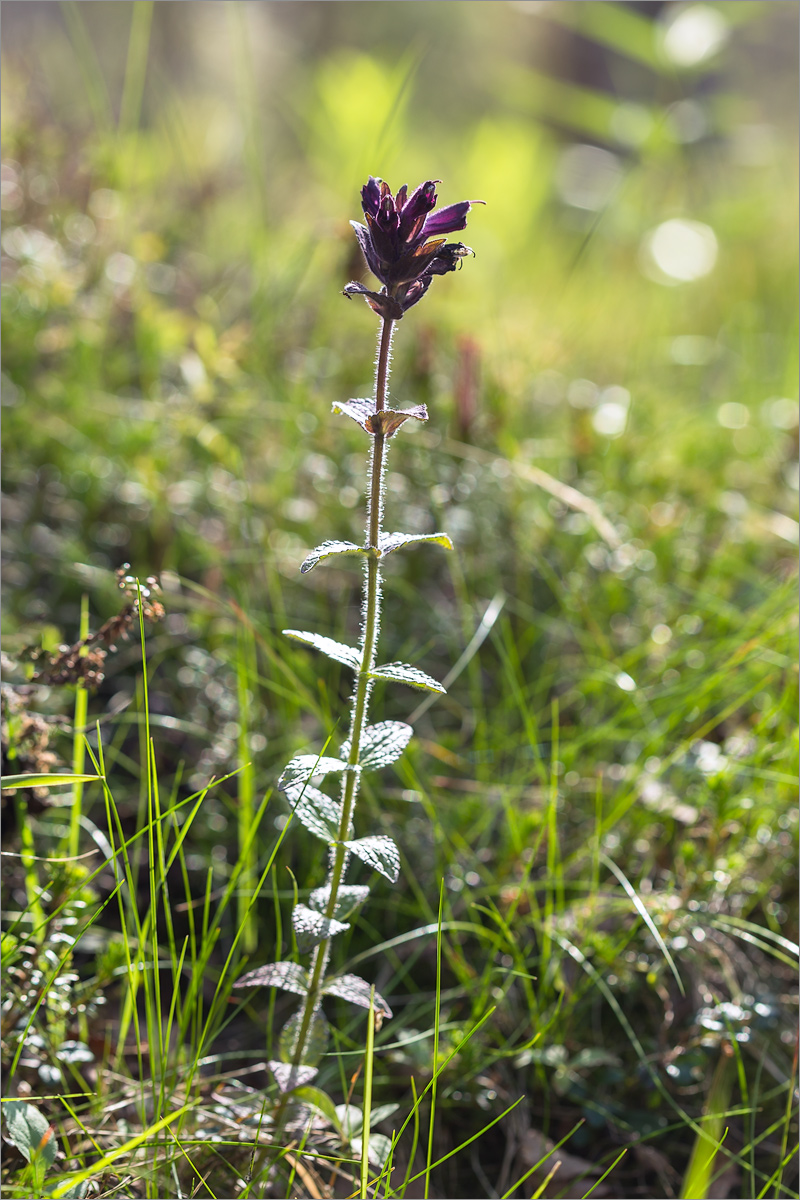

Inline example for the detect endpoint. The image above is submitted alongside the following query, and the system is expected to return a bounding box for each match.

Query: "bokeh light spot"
[642,219,718,284]
[662,5,728,68]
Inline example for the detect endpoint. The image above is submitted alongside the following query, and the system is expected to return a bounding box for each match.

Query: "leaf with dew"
[279,755,351,790]
[341,720,413,769]
[323,973,393,1018]
[284,783,343,842]
[333,399,428,437]
[332,399,375,430]
[370,662,446,693]
[378,531,453,556]
[309,884,370,919]
[300,540,366,574]
[283,630,361,670]
[292,903,350,952]
[233,961,308,995]
[343,835,400,882]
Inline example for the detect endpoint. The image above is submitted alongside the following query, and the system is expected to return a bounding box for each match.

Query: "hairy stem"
[287,317,394,1078]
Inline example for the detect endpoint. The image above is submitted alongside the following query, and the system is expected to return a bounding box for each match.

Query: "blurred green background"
[2,2,798,1197]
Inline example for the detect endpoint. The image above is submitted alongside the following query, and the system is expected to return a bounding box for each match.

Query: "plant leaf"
[292,1087,342,1132]
[3,1100,57,1167]
[341,720,413,769]
[370,662,446,694]
[368,1102,400,1128]
[333,399,429,437]
[335,1103,364,1139]
[292,903,350,952]
[369,406,429,437]
[378,531,453,557]
[300,540,365,574]
[342,835,400,882]
[1,772,101,790]
[283,630,361,670]
[284,783,343,842]
[353,1132,393,1169]
[279,755,350,789]
[309,884,370,919]
[268,1061,318,1093]
[332,398,375,430]
[279,1008,330,1067]
[233,961,308,995]
[322,973,393,1019]
[58,1184,90,1200]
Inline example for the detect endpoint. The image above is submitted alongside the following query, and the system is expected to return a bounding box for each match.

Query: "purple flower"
[344,177,480,319]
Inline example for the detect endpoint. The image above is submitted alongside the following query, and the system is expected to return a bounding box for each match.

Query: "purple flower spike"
[348,177,481,318]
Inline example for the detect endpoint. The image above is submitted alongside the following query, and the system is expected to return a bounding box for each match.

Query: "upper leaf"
[284,783,343,842]
[292,903,350,953]
[343,835,400,882]
[370,406,429,437]
[340,720,413,769]
[379,531,453,557]
[322,973,393,1019]
[279,755,350,790]
[283,630,361,671]
[269,1061,318,1093]
[300,540,366,575]
[309,884,371,919]
[370,662,446,694]
[332,399,374,430]
[333,399,429,438]
[233,961,308,994]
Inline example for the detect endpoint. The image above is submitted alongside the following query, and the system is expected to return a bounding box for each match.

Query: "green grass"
[2,2,798,1197]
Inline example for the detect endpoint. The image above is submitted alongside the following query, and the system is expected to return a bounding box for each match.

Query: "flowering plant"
[235,177,479,1154]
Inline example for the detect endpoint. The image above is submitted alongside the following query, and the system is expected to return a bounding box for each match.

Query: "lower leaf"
[322,973,393,1018]
[284,783,343,842]
[340,720,413,769]
[292,1086,342,1133]
[309,884,370,919]
[343,835,400,882]
[268,1061,318,1093]
[353,1132,393,1170]
[233,961,308,995]
[293,903,350,952]
[279,1009,330,1067]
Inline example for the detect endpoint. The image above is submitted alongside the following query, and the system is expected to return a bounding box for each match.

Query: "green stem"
[68,594,90,858]
[360,987,376,1199]
[285,316,394,1083]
